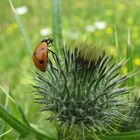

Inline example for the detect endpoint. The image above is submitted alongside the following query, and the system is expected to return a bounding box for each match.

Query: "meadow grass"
[0,0,140,139]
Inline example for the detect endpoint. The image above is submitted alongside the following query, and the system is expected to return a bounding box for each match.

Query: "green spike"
[33,40,133,139]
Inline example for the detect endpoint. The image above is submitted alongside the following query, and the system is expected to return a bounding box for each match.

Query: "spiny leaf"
[106,60,126,78]
[98,56,108,73]
[86,79,96,97]
[76,84,81,99]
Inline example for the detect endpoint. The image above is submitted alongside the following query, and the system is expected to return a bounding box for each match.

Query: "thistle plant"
[122,96,140,131]
[34,41,132,140]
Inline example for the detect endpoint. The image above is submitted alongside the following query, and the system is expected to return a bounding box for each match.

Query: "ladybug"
[32,38,53,72]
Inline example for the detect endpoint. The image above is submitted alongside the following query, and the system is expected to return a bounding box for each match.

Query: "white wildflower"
[85,25,96,32]
[40,28,51,36]
[95,21,107,30]
[15,6,28,15]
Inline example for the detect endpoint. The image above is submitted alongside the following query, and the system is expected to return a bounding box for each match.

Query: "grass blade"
[0,106,57,140]
[0,106,30,137]
[16,105,31,128]
[0,128,13,138]
[114,27,120,62]
[127,28,134,89]
[8,0,32,55]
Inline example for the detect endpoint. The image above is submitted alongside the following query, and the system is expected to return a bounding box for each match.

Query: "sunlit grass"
[127,28,135,89]
[9,0,32,55]
[0,0,140,139]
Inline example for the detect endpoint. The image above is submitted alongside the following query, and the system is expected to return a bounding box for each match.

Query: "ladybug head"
[41,38,53,45]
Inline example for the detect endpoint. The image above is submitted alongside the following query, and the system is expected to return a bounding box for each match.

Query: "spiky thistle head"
[33,40,132,139]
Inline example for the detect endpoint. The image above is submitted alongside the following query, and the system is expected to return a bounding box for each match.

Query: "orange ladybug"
[32,38,53,72]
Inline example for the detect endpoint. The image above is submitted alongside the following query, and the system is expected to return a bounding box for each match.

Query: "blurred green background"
[0,0,140,139]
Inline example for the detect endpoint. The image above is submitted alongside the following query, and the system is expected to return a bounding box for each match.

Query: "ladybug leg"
[48,44,53,47]
[47,38,53,45]
[49,59,58,71]
[48,49,56,55]
[47,48,58,59]
[48,48,60,65]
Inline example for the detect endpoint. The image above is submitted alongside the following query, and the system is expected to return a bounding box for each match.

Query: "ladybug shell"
[32,42,48,72]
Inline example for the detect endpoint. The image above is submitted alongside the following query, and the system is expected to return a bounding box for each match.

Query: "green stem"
[52,0,63,58]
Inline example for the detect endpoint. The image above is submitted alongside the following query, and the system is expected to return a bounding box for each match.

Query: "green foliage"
[0,105,57,140]
[126,28,134,88]
[9,0,33,55]
[34,42,132,139]
[99,130,140,140]
[122,96,140,131]
[0,0,139,139]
